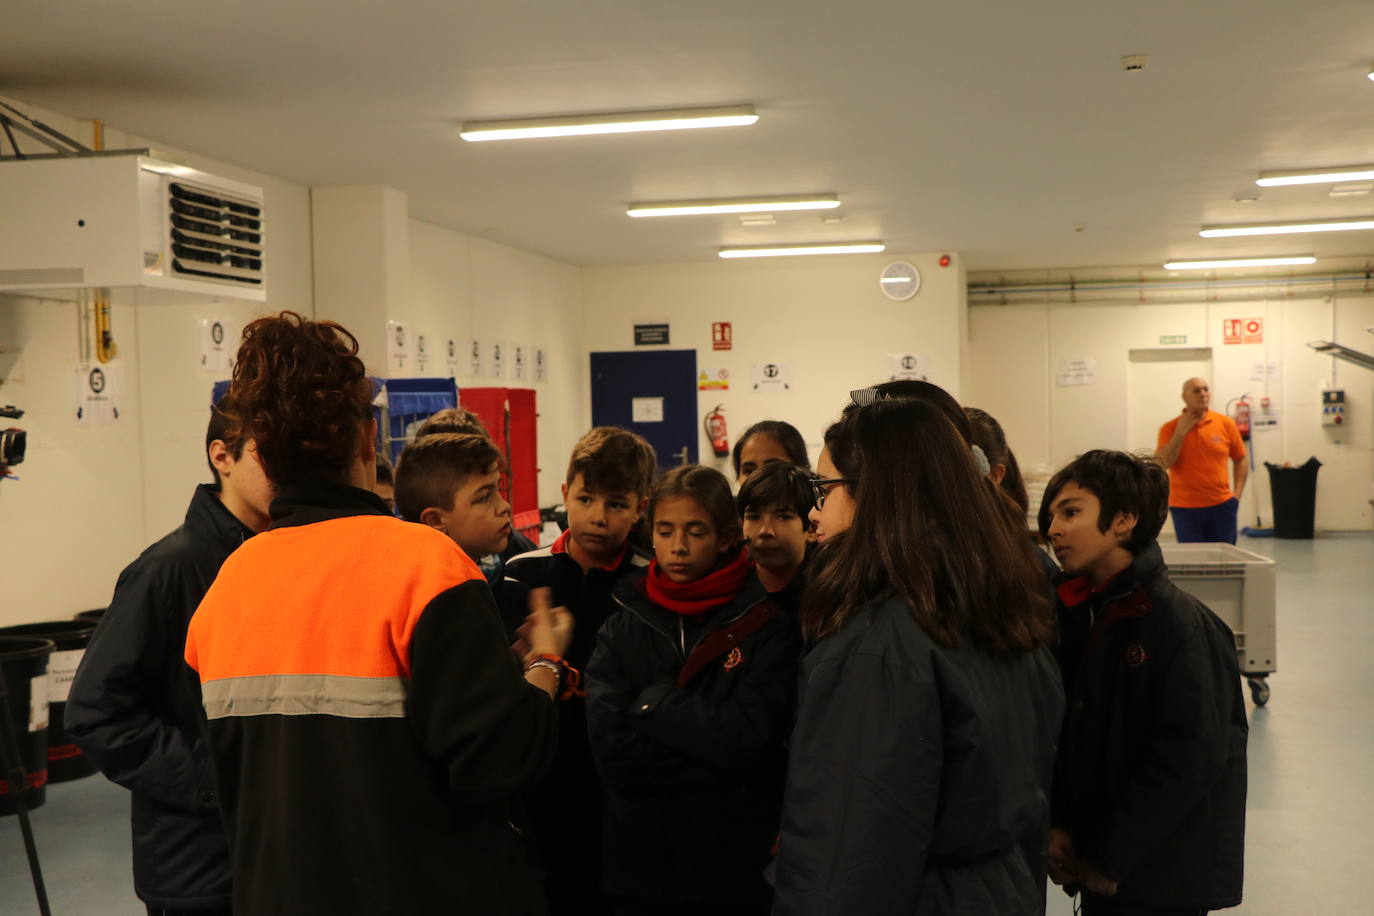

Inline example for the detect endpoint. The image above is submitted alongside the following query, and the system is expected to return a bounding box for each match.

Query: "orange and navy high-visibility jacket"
[185,482,557,916]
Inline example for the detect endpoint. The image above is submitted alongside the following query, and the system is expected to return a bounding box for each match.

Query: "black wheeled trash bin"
[1265,458,1321,539]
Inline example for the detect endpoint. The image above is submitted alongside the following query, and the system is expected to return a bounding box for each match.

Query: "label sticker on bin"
[29,674,49,732]
[48,649,84,703]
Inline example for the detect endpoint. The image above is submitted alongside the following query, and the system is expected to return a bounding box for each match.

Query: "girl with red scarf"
[585,465,799,916]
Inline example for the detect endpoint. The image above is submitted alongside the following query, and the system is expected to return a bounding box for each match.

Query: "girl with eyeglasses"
[585,464,799,915]
[773,393,1065,916]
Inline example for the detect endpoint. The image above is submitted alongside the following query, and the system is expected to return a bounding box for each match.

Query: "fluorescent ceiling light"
[628,194,839,218]
[460,105,758,141]
[1257,166,1374,187]
[719,242,885,259]
[1199,218,1374,238]
[1164,256,1316,270]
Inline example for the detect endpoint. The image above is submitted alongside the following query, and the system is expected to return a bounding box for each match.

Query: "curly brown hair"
[219,311,373,487]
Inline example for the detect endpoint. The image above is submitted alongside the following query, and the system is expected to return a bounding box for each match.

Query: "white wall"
[582,253,966,473]
[968,294,1374,532]
[406,223,585,505]
[0,97,313,627]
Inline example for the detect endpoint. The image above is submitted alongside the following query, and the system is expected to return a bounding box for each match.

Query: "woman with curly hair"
[184,312,569,916]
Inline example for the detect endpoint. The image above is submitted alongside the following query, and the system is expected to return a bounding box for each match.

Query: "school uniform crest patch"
[1125,642,1150,668]
[723,647,744,671]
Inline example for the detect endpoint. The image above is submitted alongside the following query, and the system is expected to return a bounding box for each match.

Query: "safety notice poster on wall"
[752,363,791,391]
[888,353,929,381]
[386,320,412,373]
[469,339,483,377]
[1056,357,1097,387]
[200,318,233,374]
[73,363,122,427]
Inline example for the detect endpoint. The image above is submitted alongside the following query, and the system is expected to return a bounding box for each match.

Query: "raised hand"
[516,587,574,661]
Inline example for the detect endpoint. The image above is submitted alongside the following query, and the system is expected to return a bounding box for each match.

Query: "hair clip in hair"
[848,388,885,408]
[971,444,991,477]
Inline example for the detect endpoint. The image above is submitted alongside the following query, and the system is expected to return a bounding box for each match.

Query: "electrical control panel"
[1321,389,1345,426]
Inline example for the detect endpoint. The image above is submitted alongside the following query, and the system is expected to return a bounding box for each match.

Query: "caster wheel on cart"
[1249,679,1270,707]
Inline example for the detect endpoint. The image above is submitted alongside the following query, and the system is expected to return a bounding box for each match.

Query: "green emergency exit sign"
[1160,335,1187,345]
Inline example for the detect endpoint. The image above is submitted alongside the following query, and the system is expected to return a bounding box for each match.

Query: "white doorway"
[1127,348,1213,539]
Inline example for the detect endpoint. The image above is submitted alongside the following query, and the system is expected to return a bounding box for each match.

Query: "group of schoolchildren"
[63,312,1247,916]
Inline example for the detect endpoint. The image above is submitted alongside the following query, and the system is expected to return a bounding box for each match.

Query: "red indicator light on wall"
[939,254,951,267]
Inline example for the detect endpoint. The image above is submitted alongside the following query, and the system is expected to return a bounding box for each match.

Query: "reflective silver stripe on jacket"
[201,674,408,720]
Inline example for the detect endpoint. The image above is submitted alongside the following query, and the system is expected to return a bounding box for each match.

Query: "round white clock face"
[880,261,921,301]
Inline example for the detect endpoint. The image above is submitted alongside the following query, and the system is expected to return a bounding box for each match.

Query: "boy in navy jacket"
[1040,450,1247,915]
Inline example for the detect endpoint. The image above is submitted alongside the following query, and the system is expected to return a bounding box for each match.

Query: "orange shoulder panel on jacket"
[186,516,483,682]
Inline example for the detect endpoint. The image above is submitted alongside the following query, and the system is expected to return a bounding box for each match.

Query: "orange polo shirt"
[1157,410,1246,508]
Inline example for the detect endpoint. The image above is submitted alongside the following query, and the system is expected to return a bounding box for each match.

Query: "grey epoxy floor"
[3,534,1371,915]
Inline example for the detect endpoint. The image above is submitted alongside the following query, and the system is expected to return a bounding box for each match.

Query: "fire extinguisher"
[1233,396,1252,440]
[704,404,729,457]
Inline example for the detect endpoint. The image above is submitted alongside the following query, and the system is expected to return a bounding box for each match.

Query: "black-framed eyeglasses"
[811,477,855,509]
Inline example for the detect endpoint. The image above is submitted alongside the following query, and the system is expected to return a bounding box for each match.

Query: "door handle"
[673,446,690,465]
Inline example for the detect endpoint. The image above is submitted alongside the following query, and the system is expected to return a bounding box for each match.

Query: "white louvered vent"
[166,181,265,287]
[0,154,266,303]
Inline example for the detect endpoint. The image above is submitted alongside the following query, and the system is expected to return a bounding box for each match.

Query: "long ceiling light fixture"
[460,105,758,142]
[628,193,840,218]
[1257,165,1374,187]
[1199,218,1374,238]
[719,241,885,259]
[1164,256,1317,270]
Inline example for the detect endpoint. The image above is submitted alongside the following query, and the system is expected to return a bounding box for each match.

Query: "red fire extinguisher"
[1233,396,1252,440]
[704,404,730,457]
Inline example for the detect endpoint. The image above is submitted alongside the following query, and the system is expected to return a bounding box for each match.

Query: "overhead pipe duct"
[968,268,1374,306]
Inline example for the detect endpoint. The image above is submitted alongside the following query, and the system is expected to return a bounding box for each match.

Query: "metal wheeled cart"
[1160,543,1277,707]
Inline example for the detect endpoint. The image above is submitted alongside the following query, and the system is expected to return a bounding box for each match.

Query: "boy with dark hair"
[1039,450,1247,916]
[414,406,488,439]
[736,460,814,620]
[505,426,657,913]
[412,405,538,560]
[394,432,530,636]
[66,406,273,916]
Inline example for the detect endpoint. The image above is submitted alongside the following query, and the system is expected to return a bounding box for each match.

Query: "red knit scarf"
[643,550,752,616]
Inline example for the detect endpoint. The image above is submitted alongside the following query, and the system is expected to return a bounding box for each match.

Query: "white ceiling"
[5,0,1374,269]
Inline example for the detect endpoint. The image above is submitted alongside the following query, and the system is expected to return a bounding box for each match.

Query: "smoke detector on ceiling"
[1121,54,1148,72]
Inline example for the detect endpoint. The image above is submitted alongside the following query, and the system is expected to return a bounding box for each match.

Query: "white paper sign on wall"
[513,344,527,381]
[415,333,430,375]
[752,363,792,392]
[490,340,507,379]
[1056,357,1098,387]
[1249,362,1281,382]
[888,353,930,382]
[200,318,232,374]
[469,339,483,377]
[446,339,459,379]
[535,347,548,383]
[74,363,123,427]
[386,320,412,373]
[632,397,665,423]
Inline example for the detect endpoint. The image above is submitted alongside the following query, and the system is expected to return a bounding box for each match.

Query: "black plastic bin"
[0,635,54,817]
[0,620,99,782]
[1265,458,1322,539]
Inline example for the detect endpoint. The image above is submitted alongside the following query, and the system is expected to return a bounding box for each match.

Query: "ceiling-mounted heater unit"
[0,152,266,303]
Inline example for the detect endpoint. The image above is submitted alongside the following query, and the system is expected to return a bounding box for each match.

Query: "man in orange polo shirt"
[1157,377,1248,543]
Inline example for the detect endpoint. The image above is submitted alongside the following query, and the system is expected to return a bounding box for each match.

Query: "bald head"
[1182,377,1210,411]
